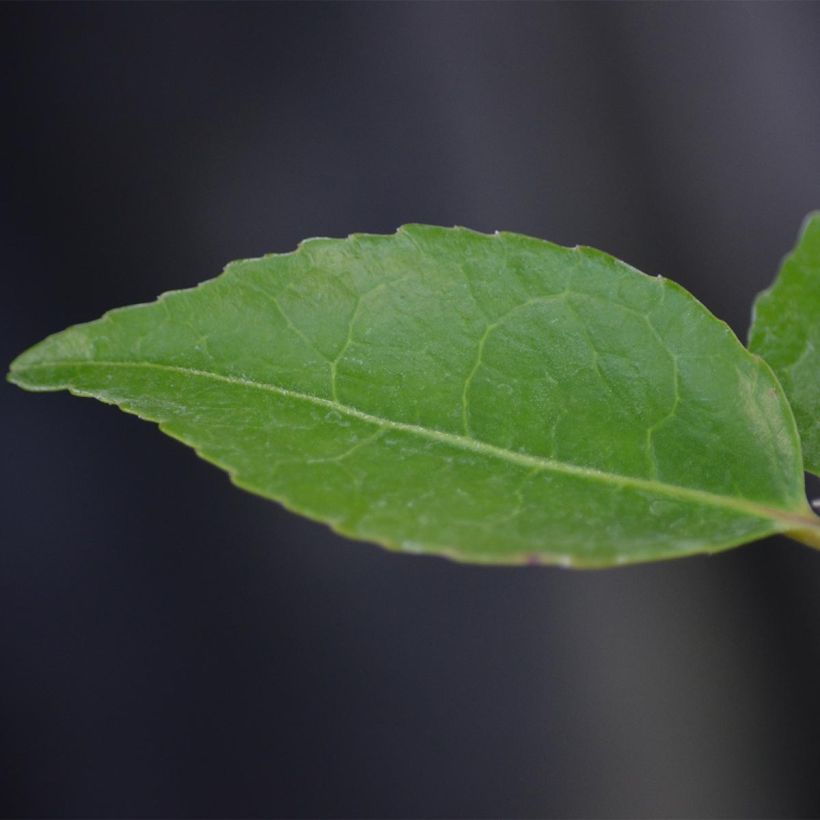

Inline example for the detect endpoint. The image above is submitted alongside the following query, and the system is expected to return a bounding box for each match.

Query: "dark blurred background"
[3,2,820,817]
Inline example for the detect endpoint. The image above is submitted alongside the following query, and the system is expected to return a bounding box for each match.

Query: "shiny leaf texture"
[9,226,819,566]
[749,213,820,477]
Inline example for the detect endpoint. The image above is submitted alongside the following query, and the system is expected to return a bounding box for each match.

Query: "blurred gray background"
[3,2,820,817]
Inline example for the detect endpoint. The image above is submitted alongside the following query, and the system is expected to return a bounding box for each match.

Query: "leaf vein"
[15,358,806,527]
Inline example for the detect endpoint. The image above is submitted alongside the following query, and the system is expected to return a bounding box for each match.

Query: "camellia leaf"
[8,226,820,566]
[749,213,820,477]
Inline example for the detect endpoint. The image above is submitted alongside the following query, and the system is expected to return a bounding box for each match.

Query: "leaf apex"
[798,210,820,237]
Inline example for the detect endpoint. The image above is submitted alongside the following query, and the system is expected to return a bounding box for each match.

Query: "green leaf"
[749,213,820,477]
[9,226,819,566]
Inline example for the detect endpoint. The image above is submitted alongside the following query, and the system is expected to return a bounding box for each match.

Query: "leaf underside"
[749,213,820,477]
[9,226,814,566]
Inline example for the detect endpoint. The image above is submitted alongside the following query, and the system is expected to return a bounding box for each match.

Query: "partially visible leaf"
[749,213,820,477]
[8,226,819,566]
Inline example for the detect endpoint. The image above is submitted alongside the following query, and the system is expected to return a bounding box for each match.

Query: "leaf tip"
[798,209,820,236]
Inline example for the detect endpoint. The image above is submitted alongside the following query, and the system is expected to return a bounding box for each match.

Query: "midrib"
[14,358,816,531]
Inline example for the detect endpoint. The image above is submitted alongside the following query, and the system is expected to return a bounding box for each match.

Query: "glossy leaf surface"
[9,227,817,565]
[749,213,820,477]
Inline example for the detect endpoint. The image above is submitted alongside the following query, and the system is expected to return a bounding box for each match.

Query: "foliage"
[9,222,820,566]
[749,213,820,477]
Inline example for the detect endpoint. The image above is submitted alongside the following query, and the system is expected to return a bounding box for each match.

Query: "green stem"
[785,509,820,550]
